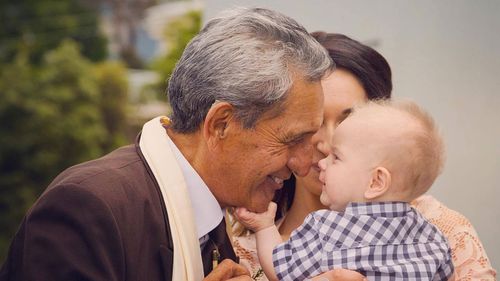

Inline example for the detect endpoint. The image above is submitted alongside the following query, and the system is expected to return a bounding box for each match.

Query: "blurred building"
[101,0,203,64]
[143,0,203,60]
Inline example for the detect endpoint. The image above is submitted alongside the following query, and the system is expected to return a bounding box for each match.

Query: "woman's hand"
[310,268,367,281]
[203,259,252,281]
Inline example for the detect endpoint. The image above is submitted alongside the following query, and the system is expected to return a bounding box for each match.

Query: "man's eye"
[285,140,300,146]
[284,137,303,146]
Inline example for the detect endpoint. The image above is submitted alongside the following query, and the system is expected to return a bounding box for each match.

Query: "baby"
[235,100,454,281]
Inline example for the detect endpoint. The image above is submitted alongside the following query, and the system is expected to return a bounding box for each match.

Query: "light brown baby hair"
[352,99,445,200]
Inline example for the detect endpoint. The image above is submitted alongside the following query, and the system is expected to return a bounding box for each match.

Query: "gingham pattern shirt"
[272,202,454,281]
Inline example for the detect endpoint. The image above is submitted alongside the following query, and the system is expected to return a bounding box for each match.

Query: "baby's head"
[318,99,445,211]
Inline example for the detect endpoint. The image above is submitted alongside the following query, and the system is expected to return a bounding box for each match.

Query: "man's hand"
[203,259,252,281]
[310,268,366,281]
[234,202,277,232]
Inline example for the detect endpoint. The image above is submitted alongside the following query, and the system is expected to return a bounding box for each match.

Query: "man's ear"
[203,101,234,148]
[364,167,391,200]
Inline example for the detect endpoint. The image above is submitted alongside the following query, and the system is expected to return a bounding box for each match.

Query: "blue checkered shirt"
[272,202,453,281]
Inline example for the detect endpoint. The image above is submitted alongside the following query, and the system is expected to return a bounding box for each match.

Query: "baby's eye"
[332,154,340,161]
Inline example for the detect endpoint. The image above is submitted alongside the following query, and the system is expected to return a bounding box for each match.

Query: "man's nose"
[287,139,314,177]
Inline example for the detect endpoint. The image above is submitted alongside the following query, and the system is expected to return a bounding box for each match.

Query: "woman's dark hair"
[274,32,393,220]
[312,31,392,99]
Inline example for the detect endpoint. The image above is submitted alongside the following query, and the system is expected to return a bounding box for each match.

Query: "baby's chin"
[320,193,348,212]
[319,191,331,207]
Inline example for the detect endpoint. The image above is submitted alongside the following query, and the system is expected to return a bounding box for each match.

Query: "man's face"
[211,78,324,212]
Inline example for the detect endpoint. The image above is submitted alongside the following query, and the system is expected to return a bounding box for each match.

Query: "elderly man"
[1,8,337,281]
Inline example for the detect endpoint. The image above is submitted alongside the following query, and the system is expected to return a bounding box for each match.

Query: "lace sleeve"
[232,232,270,280]
[412,195,497,281]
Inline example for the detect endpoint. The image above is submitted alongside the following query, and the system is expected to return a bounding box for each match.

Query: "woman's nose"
[312,125,333,156]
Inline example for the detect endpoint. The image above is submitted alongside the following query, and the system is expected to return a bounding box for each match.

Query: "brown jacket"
[0,142,174,280]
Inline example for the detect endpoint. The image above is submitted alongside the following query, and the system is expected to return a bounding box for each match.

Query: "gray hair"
[167,7,333,133]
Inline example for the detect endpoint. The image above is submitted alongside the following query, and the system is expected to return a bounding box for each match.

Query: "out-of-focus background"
[0,0,201,264]
[0,0,498,270]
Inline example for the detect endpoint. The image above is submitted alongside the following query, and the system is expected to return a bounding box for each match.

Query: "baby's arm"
[234,202,281,281]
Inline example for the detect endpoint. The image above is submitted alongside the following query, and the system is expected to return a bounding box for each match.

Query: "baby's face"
[318,107,417,211]
[318,114,381,211]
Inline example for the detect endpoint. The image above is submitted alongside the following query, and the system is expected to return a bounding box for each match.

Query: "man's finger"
[227,276,253,281]
[203,259,250,281]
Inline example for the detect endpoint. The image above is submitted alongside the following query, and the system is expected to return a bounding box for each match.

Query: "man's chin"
[243,184,279,212]
[246,200,271,213]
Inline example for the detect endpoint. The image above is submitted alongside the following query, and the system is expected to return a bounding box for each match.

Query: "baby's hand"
[234,202,277,232]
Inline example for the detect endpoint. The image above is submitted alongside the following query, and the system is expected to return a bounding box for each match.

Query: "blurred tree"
[0,40,129,263]
[150,10,201,99]
[94,61,130,151]
[0,54,40,264]
[0,0,108,64]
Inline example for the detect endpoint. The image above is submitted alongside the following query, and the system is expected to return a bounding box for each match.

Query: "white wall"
[205,0,500,271]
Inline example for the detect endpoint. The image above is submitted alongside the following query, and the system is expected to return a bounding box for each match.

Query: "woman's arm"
[412,195,497,280]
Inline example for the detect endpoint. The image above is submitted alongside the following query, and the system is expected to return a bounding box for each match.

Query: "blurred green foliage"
[150,10,201,100]
[0,40,129,263]
[94,61,130,151]
[0,0,107,64]
[0,2,200,265]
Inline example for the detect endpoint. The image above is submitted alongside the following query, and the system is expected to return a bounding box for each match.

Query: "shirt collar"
[344,202,412,217]
[165,134,223,240]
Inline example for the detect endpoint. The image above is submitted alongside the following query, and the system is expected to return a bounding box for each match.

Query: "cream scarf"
[139,117,204,280]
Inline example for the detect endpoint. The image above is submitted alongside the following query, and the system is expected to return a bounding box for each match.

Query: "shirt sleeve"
[433,248,455,281]
[272,212,326,280]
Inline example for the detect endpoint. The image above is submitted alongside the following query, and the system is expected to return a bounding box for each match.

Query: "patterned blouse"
[232,195,496,281]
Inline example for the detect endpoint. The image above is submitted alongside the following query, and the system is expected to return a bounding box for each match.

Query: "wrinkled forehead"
[257,77,324,139]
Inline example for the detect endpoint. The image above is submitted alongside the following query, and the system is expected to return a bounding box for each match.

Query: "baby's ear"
[364,167,391,200]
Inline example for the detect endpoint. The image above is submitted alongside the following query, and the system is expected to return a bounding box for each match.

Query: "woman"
[231,32,496,281]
